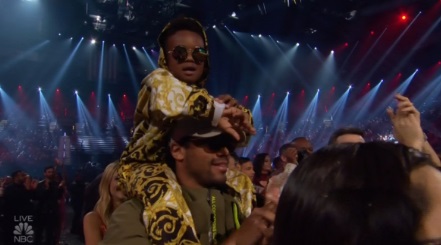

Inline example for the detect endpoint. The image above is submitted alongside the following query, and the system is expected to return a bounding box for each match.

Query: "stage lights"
[38,87,41,92]
[75,90,78,95]
[213,25,216,28]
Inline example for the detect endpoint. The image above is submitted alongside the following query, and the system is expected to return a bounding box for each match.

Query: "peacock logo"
[13,222,34,236]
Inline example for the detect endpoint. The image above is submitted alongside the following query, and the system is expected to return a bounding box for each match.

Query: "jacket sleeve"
[133,69,224,128]
[100,199,151,245]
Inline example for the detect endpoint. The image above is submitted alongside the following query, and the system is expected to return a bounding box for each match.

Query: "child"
[118,17,256,244]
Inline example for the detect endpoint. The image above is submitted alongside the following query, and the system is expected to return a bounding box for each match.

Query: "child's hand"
[219,107,256,140]
[215,94,238,108]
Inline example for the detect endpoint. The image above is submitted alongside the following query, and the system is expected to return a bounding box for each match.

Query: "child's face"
[165,30,206,84]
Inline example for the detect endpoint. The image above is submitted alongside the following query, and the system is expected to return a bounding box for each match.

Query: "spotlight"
[401,14,407,21]
[258,94,261,98]
[276,40,279,43]
[132,46,136,50]
[91,39,96,44]
[317,89,320,92]
[380,79,384,83]
[331,50,334,54]
[314,47,317,50]
[38,87,42,92]
[123,44,125,46]
[287,91,290,95]
[102,40,104,43]
[213,25,216,28]
[370,31,375,36]
[233,31,236,33]
[344,42,348,47]
[296,43,300,46]
[81,37,84,40]
[258,34,262,37]
[113,44,115,47]
[75,90,78,95]
[231,12,236,17]
[56,88,60,92]
[70,37,73,39]
[108,94,110,97]
[58,33,61,36]
[348,85,352,89]
[251,35,254,37]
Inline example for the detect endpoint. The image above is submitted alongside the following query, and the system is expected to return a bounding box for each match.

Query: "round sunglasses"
[167,45,208,64]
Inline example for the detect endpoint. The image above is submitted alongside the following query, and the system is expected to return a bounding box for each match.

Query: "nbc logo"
[13,222,34,243]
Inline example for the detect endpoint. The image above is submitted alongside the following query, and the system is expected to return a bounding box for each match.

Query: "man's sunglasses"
[182,135,237,153]
[167,45,208,64]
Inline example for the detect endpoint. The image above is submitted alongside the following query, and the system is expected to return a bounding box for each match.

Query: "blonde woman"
[83,162,126,245]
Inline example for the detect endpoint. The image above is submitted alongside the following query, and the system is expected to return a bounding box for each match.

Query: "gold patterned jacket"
[118,68,255,244]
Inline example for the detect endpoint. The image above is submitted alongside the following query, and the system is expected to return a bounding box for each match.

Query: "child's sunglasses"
[167,45,208,64]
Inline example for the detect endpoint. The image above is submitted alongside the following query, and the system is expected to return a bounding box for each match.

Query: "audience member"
[3,170,36,244]
[100,119,273,245]
[290,137,314,162]
[273,142,441,244]
[83,162,126,245]
[252,153,272,190]
[35,165,65,245]
[328,127,365,145]
[238,157,255,180]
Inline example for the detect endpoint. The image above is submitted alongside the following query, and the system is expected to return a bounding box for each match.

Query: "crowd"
[1,17,441,245]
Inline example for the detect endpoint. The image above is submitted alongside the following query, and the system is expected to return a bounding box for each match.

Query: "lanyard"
[207,190,217,245]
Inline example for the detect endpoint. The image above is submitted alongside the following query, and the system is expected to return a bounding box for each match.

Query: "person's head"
[169,118,238,189]
[11,170,26,185]
[94,161,126,226]
[273,156,283,171]
[238,157,254,180]
[273,142,441,245]
[279,143,298,164]
[158,17,209,86]
[253,153,272,178]
[291,137,313,162]
[328,127,365,145]
[43,166,55,180]
[228,151,240,170]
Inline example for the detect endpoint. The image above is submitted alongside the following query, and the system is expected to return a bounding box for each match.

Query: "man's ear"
[170,140,185,162]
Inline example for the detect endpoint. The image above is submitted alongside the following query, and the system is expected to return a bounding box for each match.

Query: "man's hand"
[386,94,424,151]
[224,201,277,245]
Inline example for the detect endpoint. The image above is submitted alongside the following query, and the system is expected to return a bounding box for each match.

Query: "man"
[3,170,36,244]
[238,157,255,180]
[272,143,298,176]
[265,144,298,202]
[290,137,314,162]
[101,119,275,245]
[327,127,366,145]
[34,166,64,245]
